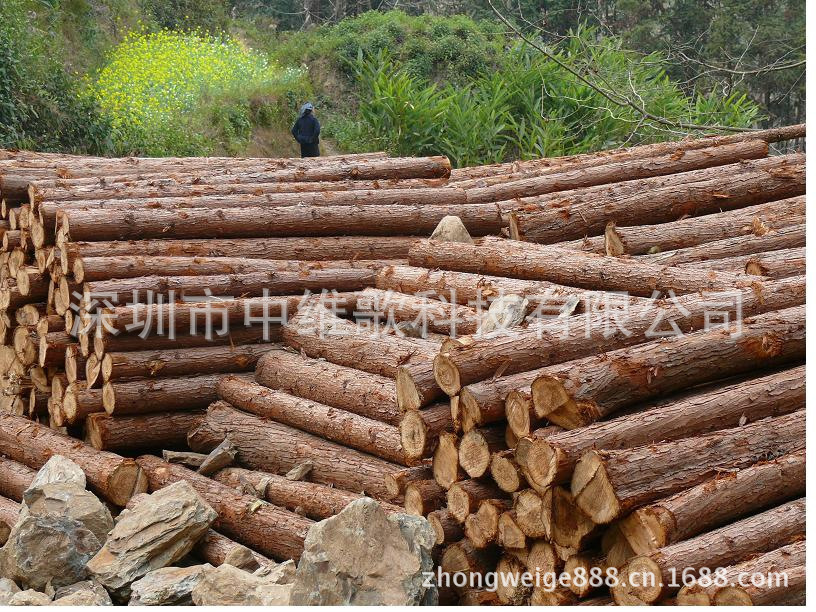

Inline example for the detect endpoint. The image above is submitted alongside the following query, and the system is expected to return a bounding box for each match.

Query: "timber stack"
[0,123,807,605]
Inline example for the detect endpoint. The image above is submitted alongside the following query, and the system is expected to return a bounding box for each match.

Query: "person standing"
[291,102,321,157]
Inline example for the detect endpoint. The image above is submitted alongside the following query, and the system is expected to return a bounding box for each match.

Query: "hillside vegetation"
[0,1,797,163]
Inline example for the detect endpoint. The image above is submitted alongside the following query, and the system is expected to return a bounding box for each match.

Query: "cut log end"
[604,221,626,256]
[399,411,430,460]
[458,430,492,478]
[618,506,673,555]
[525,440,561,492]
[433,433,461,489]
[531,375,572,417]
[108,461,150,507]
[86,354,101,387]
[490,452,523,493]
[505,390,533,438]
[433,353,461,396]
[395,367,423,412]
[571,451,620,524]
[613,556,663,605]
[102,382,116,414]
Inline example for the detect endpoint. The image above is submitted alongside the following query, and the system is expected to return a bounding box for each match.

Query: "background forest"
[0,0,804,163]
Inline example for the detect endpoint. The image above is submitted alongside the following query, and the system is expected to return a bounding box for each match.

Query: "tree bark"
[0,413,147,506]
[431,274,804,395]
[191,529,269,570]
[464,499,511,548]
[356,287,480,336]
[101,343,271,382]
[428,509,464,546]
[188,401,401,500]
[85,410,204,452]
[618,449,804,555]
[612,499,805,605]
[60,203,505,242]
[447,479,506,523]
[135,455,312,561]
[571,410,804,524]
[532,305,804,429]
[398,403,453,461]
[383,464,433,499]
[216,375,409,465]
[102,374,227,416]
[458,369,540,431]
[404,479,447,516]
[410,236,755,297]
[0,495,20,542]
[743,247,805,279]
[509,154,804,243]
[0,455,37,501]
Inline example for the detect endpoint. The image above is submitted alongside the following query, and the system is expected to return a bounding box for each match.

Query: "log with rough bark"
[675,541,805,606]
[355,287,480,336]
[191,529,268,571]
[58,203,505,242]
[428,509,464,546]
[0,495,20,542]
[399,403,453,461]
[447,479,506,523]
[404,479,447,516]
[85,411,204,452]
[458,427,506,479]
[188,401,401,499]
[466,139,768,203]
[61,384,105,424]
[255,349,400,425]
[743,246,806,279]
[618,449,805,555]
[102,374,227,416]
[612,499,805,605]
[136,455,312,561]
[216,375,409,465]
[410,236,756,297]
[211,466,401,520]
[458,369,541,431]
[523,366,804,492]
[0,413,147,506]
[532,305,805,429]
[464,499,512,548]
[431,275,804,395]
[439,539,500,594]
[571,410,804,524]
[0,455,37,501]
[383,463,433,499]
[509,154,804,243]
[101,343,272,382]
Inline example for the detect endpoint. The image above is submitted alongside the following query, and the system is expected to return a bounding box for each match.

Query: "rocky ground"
[0,456,437,606]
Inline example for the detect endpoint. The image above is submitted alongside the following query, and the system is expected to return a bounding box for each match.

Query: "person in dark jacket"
[291,102,321,157]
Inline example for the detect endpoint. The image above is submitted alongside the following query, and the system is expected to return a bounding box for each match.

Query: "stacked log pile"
[0,124,806,603]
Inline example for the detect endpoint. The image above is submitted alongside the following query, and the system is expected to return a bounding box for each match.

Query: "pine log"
[59,203,504,242]
[410,235,755,297]
[675,541,805,606]
[85,411,204,452]
[458,427,506,479]
[612,499,805,605]
[439,539,500,594]
[428,509,464,546]
[464,499,512,548]
[383,464,433,499]
[496,511,526,550]
[551,486,602,550]
[255,348,400,424]
[399,403,454,461]
[743,246,805,279]
[458,369,540,431]
[101,343,271,382]
[188,401,401,499]
[90,328,281,360]
[571,410,804,524]
[61,385,103,424]
[618,449,805,555]
[524,365,804,492]
[0,413,147,506]
[505,386,539,439]
[0,495,20,543]
[102,374,227,416]
[216,375,409,465]
[493,553,532,604]
[0,455,37,501]
[532,305,805,429]
[490,450,526,493]
[404,479,447,516]
[356,287,480,336]
[191,529,268,570]
[447,479,506,523]
[431,274,804,395]
[135,455,312,561]
[509,154,804,243]
[211,466,395,520]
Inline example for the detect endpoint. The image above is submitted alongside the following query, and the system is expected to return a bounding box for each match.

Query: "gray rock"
[24,483,114,544]
[290,498,437,605]
[24,456,86,495]
[86,481,217,599]
[8,589,52,606]
[429,215,474,244]
[1,514,101,591]
[479,294,529,334]
[253,559,296,584]
[53,580,112,605]
[0,578,21,605]
[191,564,292,606]
[128,564,212,606]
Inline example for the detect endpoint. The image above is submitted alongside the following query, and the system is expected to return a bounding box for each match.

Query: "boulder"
[1,514,101,591]
[87,481,216,599]
[24,484,113,544]
[479,294,529,334]
[7,589,52,606]
[430,215,474,244]
[129,564,212,606]
[53,580,112,606]
[254,559,297,584]
[0,578,21,605]
[191,564,292,606]
[24,456,86,494]
[290,498,437,605]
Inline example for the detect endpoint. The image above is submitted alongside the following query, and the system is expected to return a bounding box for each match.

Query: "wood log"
[0,455,37,501]
[399,403,453,461]
[255,348,400,424]
[102,374,226,416]
[743,246,805,279]
[85,411,204,452]
[355,287,480,336]
[211,466,397,520]
[217,375,409,465]
[524,365,804,492]
[447,479,506,523]
[188,401,401,499]
[428,509,464,546]
[38,331,73,368]
[101,343,271,382]
[383,464,433,499]
[490,450,526,493]
[410,236,755,297]
[191,529,269,570]
[532,305,805,429]
[551,486,602,550]
[404,479,447,516]
[0,495,20,543]
[509,154,804,243]
[431,275,804,395]
[493,553,532,604]
[464,499,512,548]
[59,203,504,242]
[0,413,147,506]
[458,369,540,431]
[675,541,805,606]
[571,410,804,524]
[496,511,526,550]
[612,499,805,605]
[458,426,506,478]
[439,539,500,594]
[62,385,105,424]
[135,455,312,561]
[618,449,804,555]
[466,139,768,203]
